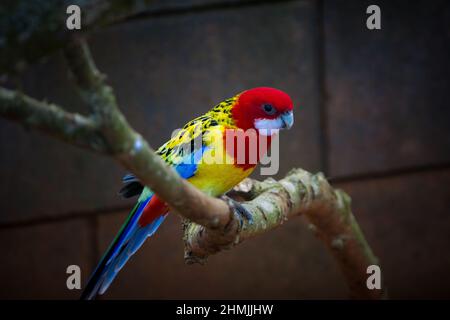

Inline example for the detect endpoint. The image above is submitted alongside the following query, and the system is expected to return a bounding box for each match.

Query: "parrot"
[81,87,294,299]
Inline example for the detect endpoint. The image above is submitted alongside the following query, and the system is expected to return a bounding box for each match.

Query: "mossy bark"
[184,170,386,299]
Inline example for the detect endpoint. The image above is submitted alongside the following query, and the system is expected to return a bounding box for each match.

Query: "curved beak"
[280,111,294,129]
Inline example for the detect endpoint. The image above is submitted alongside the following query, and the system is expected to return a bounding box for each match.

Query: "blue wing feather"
[174,145,208,179]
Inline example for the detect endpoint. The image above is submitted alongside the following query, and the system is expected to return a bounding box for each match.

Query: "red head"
[231,87,294,133]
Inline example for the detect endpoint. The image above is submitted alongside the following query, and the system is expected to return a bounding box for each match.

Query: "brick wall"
[0,0,449,299]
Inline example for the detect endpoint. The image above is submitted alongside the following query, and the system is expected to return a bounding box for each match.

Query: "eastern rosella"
[81,87,294,299]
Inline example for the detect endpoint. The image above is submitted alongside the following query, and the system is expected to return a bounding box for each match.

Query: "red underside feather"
[138,195,168,227]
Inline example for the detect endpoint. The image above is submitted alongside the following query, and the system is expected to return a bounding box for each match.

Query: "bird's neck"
[206,95,239,128]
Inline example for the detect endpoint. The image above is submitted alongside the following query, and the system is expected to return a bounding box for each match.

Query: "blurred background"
[0,0,449,299]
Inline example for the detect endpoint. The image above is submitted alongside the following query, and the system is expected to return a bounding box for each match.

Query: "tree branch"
[184,169,386,299]
[0,36,384,299]
[0,86,107,152]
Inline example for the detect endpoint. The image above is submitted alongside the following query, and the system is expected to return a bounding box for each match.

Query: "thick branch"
[0,86,107,151]
[184,169,386,300]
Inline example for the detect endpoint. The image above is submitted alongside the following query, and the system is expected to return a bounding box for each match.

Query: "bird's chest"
[187,128,256,196]
[188,162,255,197]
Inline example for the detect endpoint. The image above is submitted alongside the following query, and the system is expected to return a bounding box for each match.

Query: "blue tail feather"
[80,193,166,300]
[98,215,167,295]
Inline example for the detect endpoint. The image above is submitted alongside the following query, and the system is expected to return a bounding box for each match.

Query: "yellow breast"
[187,126,255,197]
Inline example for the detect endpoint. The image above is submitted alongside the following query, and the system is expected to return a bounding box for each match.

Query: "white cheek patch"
[254,118,282,136]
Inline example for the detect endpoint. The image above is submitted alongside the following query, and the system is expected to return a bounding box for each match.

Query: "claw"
[221,195,253,226]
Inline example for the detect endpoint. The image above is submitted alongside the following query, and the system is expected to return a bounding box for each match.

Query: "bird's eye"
[262,103,276,115]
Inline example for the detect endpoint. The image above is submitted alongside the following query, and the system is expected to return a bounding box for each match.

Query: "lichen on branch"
[183,169,385,299]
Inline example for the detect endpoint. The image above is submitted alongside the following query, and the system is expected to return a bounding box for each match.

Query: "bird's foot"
[221,195,253,226]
